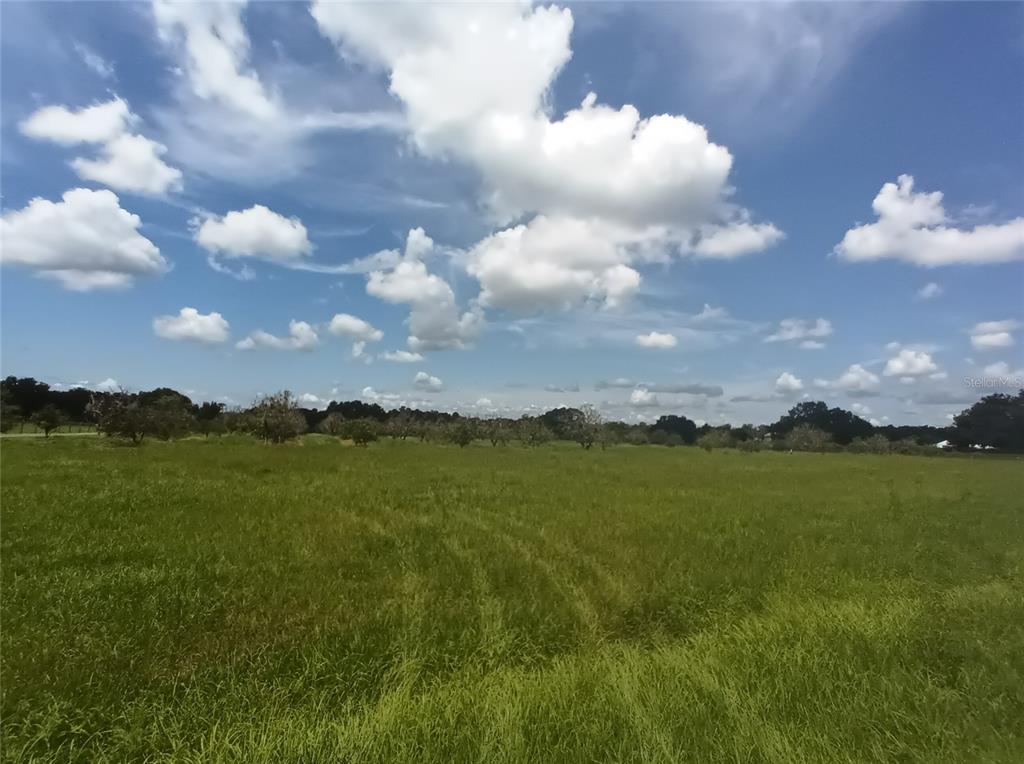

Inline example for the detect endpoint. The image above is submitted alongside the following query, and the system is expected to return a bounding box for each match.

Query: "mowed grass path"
[2,437,1022,762]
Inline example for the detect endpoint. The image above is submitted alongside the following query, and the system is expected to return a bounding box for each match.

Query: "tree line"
[1,376,1021,453]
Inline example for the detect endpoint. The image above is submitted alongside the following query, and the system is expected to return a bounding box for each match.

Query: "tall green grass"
[2,437,1022,762]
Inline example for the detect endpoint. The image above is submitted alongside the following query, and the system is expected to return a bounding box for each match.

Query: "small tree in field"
[194,402,226,437]
[342,418,378,446]
[249,391,307,444]
[697,427,733,452]
[448,419,477,447]
[573,405,602,449]
[517,417,553,447]
[91,392,150,444]
[785,424,831,452]
[385,411,416,440]
[146,394,194,440]
[318,413,346,436]
[485,418,514,446]
[31,404,64,437]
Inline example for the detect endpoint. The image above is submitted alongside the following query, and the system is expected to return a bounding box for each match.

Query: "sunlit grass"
[2,437,1022,762]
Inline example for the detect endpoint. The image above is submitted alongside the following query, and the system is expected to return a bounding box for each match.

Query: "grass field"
[2,436,1022,762]
[1,423,96,436]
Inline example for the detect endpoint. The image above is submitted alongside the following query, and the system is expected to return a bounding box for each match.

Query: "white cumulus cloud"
[970,320,1018,350]
[20,98,182,195]
[635,331,678,349]
[692,222,785,258]
[467,216,642,314]
[413,371,444,392]
[835,175,1024,265]
[361,386,402,403]
[153,307,230,344]
[629,388,660,407]
[313,2,780,317]
[917,282,943,300]
[72,133,183,195]
[329,312,383,357]
[366,229,482,352]
[0,188,166,290]
[94,378,121,393]
[765,318,833,345]
[883,348,939,377]
[20,98,132,144]
[982,361,1024,378]
[329,313,382,342]
[153,0,278,119]
[195,205,312,262]
[236,320,318,351]
[813,364,880,396]
[380,350,424,363]
[775,372,804,393]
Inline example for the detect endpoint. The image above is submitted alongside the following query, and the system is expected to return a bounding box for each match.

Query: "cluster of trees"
[2,376,1021,453]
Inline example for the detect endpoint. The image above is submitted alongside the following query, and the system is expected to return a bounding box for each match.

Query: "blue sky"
[2,1,1022,425]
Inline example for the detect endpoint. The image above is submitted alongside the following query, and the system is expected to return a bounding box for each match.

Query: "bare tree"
[576,404,603,449]
[318,413,346,436]
[385,411,416,440]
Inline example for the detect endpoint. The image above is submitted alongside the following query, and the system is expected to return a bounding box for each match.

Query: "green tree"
[771,401,872,445]
[194,402,226,437]
[146,394,194,440]
[951,391,1024,451]
[485,418,514,446]
[0,403,21,433]
[91,392,150,444]
[31,404,64,437]
[249,392,307,444]
[448,419,478,447]
[517,417,553,447]
[651,414,698,445]
[342,418,379,446]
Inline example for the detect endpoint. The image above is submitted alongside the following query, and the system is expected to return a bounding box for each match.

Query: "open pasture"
[2,437,1022,762]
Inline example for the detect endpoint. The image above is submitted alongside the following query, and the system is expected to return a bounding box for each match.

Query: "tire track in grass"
[452,504,637,638]
[440,534,513,668]
[495,507,633,610]
[451,509,605,647]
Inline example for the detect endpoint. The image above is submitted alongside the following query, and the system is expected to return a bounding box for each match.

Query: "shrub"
[785,424,832,452]
[848,434,892,454]
[318,413,346,436]
[698,428,733,452]
[342,418,379,447]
